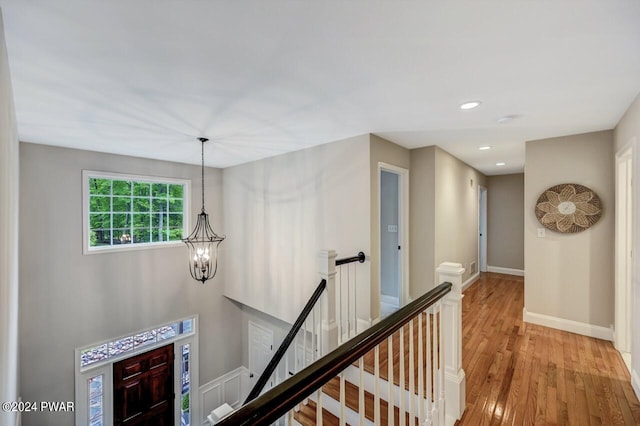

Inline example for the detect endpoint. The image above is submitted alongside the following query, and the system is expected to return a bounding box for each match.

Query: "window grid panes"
[87,174,186,249]
[88,374,104,426]
[80,317,196,368]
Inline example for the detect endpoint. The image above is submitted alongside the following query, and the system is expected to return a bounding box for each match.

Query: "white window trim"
[82,170,191,255]
[74,315,199,426]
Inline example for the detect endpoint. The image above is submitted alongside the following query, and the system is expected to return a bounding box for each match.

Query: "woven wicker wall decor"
[534,183,602,233]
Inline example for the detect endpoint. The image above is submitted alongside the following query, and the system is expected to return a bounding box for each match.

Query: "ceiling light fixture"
[459,101,482,110]
[497,115,518,124]
[496,162,506,166]
[479,146,492,150]
[183,137,225,283]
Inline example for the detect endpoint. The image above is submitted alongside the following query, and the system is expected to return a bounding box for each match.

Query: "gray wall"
[524,131,614,328]
[410,146,487,296]
[433,147,487,284]
[0,8,20,426]
[409,146,436,298]
[380,171,399,298]
[223,135,372,324]
[487,173,525,270]
[19,143,242,426]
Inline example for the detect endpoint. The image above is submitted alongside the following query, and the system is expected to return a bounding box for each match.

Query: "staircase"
[292,313,440,426]
[216,256,467,426]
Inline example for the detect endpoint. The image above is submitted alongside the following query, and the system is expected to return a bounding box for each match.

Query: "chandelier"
[183,137,225,283]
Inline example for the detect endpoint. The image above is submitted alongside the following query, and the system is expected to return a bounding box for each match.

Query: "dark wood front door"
[114,343,174,426]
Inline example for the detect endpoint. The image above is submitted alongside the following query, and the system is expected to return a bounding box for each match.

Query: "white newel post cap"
[436,262,465,275]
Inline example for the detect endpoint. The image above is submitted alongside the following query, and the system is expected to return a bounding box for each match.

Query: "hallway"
[458,273,640,425]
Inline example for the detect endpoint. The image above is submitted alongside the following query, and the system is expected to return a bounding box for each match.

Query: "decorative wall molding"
[200,366,249,425]
[487,266,525,276]
[462,272,480,291]
[523,308,614,341]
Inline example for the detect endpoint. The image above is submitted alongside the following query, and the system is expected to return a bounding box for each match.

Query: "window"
[83,171,190,253]
[88,375,104,426]
[79,317,196,369]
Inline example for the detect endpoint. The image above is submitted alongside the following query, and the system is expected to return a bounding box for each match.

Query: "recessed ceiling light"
[459,101,482,110]
[497,114,519,124]
[496,162,506,166]
[479,146,492,150]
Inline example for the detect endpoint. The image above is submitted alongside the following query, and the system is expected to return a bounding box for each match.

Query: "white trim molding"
[462,272,480,291]
[523,308,614,341]
[632,369,640,401]
[487,266,525,276]
[199,366,249,425]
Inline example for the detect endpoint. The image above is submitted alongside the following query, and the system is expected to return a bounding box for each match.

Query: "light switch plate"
[537,228,546,238]
[388,225,398,233]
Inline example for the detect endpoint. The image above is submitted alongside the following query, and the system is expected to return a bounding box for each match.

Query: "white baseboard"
[200,366,249,425]
[462,272,480,291]
[380,294,399,306]
[487,266,525,276]
[523,308,614,341]
[632,369,640,401]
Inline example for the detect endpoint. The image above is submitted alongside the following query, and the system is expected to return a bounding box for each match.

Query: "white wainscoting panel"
[200,366,249,425]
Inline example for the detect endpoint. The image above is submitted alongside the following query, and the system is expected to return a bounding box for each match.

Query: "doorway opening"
[478,186,488,273]
[378,163,409,318]
[248,321,274,392]
[615,143,634,371]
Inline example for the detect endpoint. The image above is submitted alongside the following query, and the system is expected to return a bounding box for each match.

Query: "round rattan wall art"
[535,183,602,234]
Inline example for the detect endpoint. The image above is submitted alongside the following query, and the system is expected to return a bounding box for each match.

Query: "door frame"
[74,316,199,426]
[478,185,488,273]
[377,162,410,309]
[615,138,636,370]
[248,321,274,390]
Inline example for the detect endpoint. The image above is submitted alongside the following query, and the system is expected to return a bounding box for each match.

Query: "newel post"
[437,262,466,422]
[319,250,338,355]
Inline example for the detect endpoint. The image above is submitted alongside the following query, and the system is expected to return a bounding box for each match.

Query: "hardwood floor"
[458,272,640,425]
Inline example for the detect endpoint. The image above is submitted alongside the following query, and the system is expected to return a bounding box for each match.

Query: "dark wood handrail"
[244,251,366,403]
[244,279,327,403]
[219,281,452,426]
[335,251,366,266]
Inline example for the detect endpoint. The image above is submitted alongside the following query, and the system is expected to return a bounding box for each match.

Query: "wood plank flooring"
[457,272,640,425]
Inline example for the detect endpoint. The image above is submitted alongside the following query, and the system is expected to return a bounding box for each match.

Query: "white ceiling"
[2,1,640,175]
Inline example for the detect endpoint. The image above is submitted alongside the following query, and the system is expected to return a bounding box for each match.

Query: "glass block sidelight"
[181,344,191,426]
[88,375,104,426]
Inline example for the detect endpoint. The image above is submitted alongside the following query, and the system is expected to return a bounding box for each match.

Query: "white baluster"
[316,388,323,426]
[427,309,433,424]
[399,325,406,426]
[340,372,346,426]
[359,357,365,426]
[409,319,416,421]
[388,335,394,424]
[375,345,381,424]
[418,312,424,424]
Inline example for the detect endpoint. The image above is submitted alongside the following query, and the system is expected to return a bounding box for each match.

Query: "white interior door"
[378,163,409,319]
[248,321,274,390]
[615,146,633,369]
[479,186,488,272]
